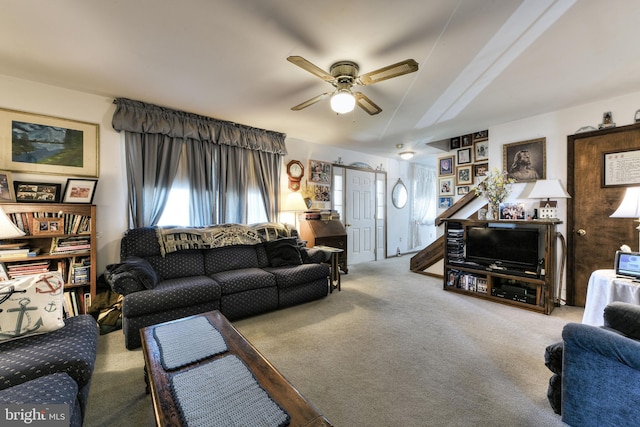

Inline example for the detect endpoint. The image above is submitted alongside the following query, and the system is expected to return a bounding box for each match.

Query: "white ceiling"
[2,0,640,165]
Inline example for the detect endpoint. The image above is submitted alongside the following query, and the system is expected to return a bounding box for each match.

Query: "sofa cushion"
[121,276,221,317]
[0,273,65,343]
[210,268,276,295]
[146,251,205,280]
[105,256,159,293]
[120,226,162,258]
[264,238,303,267]
[604,301,640,340]
[544,341,563,375]
[0,315,98,391]
[264,263,330,288]
[203,245,260,274]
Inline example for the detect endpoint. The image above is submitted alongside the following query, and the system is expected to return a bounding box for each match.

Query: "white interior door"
[345,169,376,264]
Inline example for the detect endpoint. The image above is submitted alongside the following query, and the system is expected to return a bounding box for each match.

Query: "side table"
[583,269,640,326]
[313,245,343,292]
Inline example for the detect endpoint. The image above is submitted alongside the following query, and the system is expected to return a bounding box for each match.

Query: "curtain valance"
[112,98,287,155]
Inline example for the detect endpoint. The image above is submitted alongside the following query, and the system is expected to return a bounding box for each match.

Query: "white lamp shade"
[611,187,640,218]
[0,206,26,239]
[399,151,415,160]
[281,192,308,212]
[330,90,356,114]
[528,179,571,199]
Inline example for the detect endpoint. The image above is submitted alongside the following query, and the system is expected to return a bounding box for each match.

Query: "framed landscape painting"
[0,108,99,177]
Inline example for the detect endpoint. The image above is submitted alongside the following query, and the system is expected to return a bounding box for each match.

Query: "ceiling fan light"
[399,151,415,160]
[330,90,356,114]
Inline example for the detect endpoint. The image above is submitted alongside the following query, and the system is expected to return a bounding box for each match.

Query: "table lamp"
[528,179,571,219]
[610,187,640,251]
[0,206,25,244]
[280,191,308,229]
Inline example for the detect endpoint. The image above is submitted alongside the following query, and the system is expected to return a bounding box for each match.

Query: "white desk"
[582,269,640,326]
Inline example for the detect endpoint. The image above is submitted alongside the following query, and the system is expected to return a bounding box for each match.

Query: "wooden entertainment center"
[442,219,560,314]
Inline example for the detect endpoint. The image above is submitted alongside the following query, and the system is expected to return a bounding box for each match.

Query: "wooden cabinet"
[1,203,96,315]
[442,219,559,314]
[298,218,348,274]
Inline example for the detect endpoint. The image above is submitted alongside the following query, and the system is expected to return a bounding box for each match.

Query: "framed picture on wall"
[439,197,453,209]
[14,181,61,202]
[456,165,473,185]
[450,137,461,150]
[0,108,99,177]
[457,148,471,165]
[439,156,454,176]
[474,140,489,162]
[62,178,98,203]
[474,163,489,177]
[503,137,546,182]
[308,160,331,184]
[439,177,454,196]
[472,130,489,142]
[0,170,15,202]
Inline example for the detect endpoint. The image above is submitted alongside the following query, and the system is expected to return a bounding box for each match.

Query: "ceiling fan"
[287,56,419,115]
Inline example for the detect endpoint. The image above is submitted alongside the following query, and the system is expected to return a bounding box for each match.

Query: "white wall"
[3,72,639,277]
[0,75,126,274]
[283,138,417,257]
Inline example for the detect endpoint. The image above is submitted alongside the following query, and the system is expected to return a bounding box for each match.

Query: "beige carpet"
[85,256,582,426]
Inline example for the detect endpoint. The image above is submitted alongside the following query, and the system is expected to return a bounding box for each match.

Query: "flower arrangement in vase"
[472,167,515,219]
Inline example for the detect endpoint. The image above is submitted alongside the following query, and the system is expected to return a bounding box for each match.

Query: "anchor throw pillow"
[0,272,65,343]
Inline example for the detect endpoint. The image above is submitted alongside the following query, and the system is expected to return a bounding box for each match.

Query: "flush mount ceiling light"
[399,151,415,160]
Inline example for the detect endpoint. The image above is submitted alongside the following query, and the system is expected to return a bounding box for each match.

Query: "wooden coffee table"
[140,310,332,426]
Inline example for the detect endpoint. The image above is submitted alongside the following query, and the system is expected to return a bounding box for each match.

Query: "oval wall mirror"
[392,178,408,209]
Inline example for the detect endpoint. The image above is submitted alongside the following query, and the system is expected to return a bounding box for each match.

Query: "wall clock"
[286,160,304,191]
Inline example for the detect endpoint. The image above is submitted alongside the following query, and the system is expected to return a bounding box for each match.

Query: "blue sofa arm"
[561,322,640,427]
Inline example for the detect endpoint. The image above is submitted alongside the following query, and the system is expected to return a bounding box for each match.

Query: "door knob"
[576,229,587,236]
[345,223,351,227]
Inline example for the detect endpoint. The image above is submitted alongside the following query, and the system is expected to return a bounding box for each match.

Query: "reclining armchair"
[545,302,640,426]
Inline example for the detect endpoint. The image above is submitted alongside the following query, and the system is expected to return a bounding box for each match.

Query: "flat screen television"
[465,226,539,270]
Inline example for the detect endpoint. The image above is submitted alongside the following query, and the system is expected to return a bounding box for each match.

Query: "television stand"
[443,219,560,315]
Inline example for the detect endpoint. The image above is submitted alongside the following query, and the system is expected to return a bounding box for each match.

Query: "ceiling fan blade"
[291,92,330,111]
[287,56,335,82]
[354,92,382,115]
[358,59,419,86]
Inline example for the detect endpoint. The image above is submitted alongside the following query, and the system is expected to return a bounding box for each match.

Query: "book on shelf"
[0,262,8,281]
[8,212,91,236]
[6,260,50,278]
[50,236,91,254]
[0,247,40,260]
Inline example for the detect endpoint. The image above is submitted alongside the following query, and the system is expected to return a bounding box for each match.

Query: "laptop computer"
[614,251,640,280]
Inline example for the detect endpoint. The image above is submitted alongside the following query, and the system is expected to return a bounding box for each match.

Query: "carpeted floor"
[85,256,581,426]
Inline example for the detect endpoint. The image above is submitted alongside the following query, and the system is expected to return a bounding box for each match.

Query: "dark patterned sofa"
[0,315,99,427]
[106,223,331,349]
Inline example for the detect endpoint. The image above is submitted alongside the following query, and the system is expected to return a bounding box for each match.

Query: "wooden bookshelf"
[0,203,96,315]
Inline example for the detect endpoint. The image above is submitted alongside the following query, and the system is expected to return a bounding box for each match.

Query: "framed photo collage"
[438,130,488,209]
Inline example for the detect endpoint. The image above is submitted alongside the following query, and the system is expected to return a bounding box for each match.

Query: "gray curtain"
[112,98,286,227]
[124,133,184,227]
